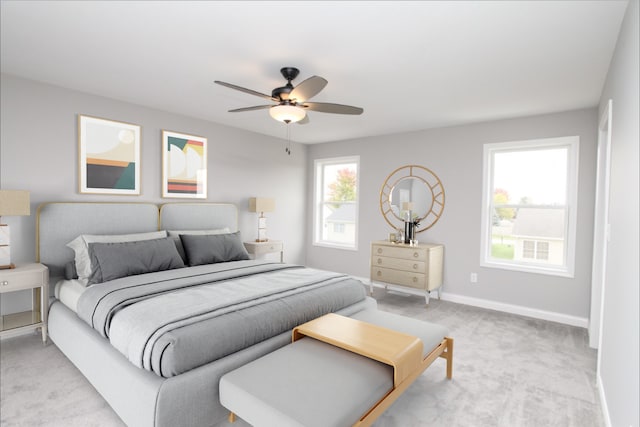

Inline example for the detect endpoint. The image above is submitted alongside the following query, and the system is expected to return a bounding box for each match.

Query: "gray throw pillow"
[180,231,250,266]
[64,261,78,280]
[88,237,185,285]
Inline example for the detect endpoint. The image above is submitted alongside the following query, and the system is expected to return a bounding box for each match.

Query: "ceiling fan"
[214,67,363,124]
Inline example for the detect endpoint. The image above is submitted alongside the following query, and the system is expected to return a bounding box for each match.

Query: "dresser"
[370,241,443,304]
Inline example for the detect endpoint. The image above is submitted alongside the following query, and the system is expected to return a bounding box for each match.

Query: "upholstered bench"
[220,309,453,427]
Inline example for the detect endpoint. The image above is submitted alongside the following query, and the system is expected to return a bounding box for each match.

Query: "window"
[522,240,550,260]
[480,136,579,277]
[314,156,359,249]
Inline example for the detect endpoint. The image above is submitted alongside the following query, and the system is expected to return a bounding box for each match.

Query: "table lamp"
[0,190,31,269]
[248,197,275,242]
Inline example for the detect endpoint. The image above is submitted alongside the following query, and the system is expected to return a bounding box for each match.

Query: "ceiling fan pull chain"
[285,122,291,155]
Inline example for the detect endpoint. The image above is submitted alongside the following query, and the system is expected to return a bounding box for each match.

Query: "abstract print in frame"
[162,130,207,198]
[78,115,141,195]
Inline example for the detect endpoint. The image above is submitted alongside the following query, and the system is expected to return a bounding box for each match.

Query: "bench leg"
[445,337,454,379]
[228,412,236,423]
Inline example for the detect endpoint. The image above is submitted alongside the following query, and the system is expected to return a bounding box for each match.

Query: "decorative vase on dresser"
[370,241,444,305]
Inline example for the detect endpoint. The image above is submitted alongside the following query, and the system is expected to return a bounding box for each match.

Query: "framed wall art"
[162,130,207,198]
[78,115,141,195]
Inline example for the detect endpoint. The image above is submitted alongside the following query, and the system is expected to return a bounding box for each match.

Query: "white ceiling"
[0,1,628,144]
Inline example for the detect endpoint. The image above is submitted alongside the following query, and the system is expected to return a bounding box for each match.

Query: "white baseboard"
[361,278,589,328]
[440,291,589,328]
[597,373,612,427]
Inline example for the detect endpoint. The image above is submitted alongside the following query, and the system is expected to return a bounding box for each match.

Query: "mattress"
[54,279,86,313]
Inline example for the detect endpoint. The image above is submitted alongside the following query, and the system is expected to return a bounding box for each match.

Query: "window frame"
[480,136,579,277]
[313,156,360,250]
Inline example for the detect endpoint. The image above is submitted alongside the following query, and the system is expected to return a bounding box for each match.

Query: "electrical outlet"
[470,273,478,283]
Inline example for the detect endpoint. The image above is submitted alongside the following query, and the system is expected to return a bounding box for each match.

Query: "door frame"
[589,99,612,359]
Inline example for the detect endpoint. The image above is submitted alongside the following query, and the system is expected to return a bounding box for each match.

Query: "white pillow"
[66,230,167,280]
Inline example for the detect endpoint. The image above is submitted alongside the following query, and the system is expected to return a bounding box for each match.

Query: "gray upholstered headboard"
[37,202,238,280]
[159,203,237,232]
[37,203,159,279]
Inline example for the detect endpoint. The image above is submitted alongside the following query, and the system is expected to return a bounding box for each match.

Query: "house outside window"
[314,156,359,250]
[480,136,579,277]
[521,240,551,261]
[333,223,346,234]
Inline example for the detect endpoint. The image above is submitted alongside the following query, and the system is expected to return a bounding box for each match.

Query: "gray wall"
[306,108,598,321]
[1,74,307,311]
[597,0,639,425]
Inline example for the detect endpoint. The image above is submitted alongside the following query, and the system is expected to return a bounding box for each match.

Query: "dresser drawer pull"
[413,252,419,258]
[377,270,382,277]
[413,264,418,270]
[377,248,383,254]
[412,277,418,283]
[377,258,382,264]
[1,281,8,286]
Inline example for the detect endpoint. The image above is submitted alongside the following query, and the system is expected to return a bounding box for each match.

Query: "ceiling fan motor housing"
[272,67,300,100]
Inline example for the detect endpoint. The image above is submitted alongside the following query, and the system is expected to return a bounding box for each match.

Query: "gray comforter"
[77,260,366,377]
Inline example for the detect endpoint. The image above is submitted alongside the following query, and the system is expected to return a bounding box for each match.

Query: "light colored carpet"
[0,288,603,427]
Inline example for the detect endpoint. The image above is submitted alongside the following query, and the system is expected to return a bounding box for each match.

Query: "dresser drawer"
[372,256,425,273]
[372,245,426,261]
[371,267,426,290]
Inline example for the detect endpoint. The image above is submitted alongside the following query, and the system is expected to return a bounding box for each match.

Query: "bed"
[38,202,376,427]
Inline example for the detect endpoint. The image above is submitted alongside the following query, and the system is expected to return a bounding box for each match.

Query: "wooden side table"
[243,240,284,263]
[0,263,49,343]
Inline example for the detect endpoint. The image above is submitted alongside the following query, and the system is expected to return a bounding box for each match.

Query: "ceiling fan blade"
[303,102,363,115]
[228,105,273,113]
[215,81,277,102]
[289,76,327,102]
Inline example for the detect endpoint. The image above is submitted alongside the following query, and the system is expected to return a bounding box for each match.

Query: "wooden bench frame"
[228,313,453,426]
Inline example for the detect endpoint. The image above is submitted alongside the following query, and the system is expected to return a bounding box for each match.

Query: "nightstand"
[0,263,49,343]
[244,240,284,263]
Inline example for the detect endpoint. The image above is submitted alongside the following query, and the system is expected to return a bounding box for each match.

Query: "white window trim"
[479,136,579,277]
[313,156,360,251]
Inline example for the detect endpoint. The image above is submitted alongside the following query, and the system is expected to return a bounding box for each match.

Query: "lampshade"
[269,105,306,124]
[249,198,275,213]
[0,190,30,217]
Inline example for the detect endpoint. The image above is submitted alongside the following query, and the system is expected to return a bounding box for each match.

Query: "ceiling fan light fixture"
[269,105,306,124]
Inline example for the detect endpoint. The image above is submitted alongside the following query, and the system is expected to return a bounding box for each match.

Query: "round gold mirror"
[379,165,445,233]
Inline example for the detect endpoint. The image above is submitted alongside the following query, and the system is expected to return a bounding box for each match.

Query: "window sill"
[480,260,574,278]
[313,242,358,251]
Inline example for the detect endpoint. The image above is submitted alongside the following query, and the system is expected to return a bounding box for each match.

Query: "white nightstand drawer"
[243,240,284,262]
[0,266,47,292]
[251,242,283,256]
